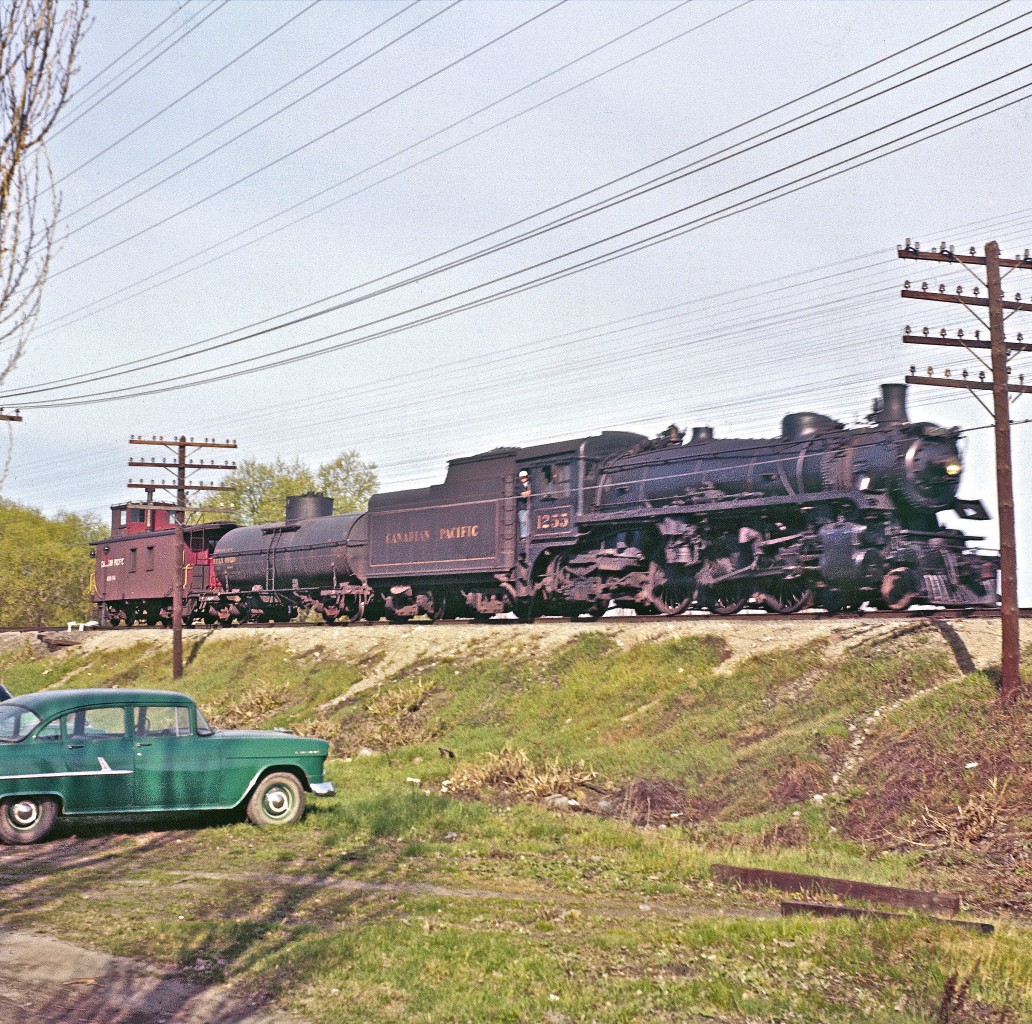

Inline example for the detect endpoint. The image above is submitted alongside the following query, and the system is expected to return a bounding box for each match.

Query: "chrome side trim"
[0,769,133,780]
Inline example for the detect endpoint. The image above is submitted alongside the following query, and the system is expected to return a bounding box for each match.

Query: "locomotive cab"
[515,432,645,548]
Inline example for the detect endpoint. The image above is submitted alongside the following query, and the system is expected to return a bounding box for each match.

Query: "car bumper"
[310,781,335,797]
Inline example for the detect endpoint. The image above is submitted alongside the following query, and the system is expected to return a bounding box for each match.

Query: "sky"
[2,0,1031,595]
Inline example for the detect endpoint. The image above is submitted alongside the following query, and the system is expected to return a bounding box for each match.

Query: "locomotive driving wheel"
[879,567,920,611]
[704,581,750,616]
[646,561,695,616]
[760,578,815,614]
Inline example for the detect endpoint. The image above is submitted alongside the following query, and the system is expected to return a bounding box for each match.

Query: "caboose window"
[129,548,137,573]
[129,509,145,524]
[190,534,205,552]
[146,546,155,571]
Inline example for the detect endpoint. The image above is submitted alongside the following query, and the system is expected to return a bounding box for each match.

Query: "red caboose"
[90,502,237,626]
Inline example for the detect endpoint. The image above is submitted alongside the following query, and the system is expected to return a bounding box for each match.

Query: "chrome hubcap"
[264,787,291,818]
[10,801,39,829]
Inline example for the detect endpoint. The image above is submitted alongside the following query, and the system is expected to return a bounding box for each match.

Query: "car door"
[131,704,224,810]
[61,706,134,813]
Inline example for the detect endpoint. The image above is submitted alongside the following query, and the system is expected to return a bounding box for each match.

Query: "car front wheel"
[0,796,58,844]
[246,772,306,827]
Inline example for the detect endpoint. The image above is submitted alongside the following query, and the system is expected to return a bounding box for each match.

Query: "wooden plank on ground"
[780,900,994,934]
[710,864,960,915]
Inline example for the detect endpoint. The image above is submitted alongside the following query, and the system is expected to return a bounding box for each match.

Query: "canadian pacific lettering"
[439,524,479,540]
[385,529,431,545]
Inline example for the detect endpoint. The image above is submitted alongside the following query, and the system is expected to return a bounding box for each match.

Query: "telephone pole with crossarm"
[898,239,1030,703]
[127,435,237,679]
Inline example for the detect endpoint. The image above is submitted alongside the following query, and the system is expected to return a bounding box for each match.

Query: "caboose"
[90,502,237,626]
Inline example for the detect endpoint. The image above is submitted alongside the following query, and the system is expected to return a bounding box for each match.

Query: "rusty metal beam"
[905,375,1032,394]
[709,864,960,915]
[902,334,1032,353]
[900,290,1032,313]
[898,248,1032,271]
[780,901,993,934]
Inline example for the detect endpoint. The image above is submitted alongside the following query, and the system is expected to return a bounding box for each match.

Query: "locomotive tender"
[91,383,998,625]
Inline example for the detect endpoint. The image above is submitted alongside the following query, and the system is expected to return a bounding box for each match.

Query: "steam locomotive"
[90,383,998,625]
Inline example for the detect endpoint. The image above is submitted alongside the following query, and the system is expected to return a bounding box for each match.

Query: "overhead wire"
[48,0,1015,322]
[55,0,323,186]
[67,1,190,102]
[37,0,707,335]
[58,0,434,222]
[52,0,568,273]
[15,63,1032,407]
[20,7,1030,397]
[51,1,231,139]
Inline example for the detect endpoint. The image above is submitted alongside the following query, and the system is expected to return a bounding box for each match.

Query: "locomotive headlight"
[944,460,962,477]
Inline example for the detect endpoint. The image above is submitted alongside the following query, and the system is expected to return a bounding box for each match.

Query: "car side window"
[35,719,61,741]
[63,707,128,740]
[136,706,191,738]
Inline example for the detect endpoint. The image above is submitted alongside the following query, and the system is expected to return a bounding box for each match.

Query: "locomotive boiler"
[90,383,999,625]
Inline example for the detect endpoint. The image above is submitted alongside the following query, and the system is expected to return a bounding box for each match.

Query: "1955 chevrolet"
[0,688,334,844]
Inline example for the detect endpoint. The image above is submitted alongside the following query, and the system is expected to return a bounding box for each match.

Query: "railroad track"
[4,607,1031,634]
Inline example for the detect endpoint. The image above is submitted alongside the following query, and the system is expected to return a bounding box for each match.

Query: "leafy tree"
[316,450,379,513]
[210,450,378,526]
[0,1,90,483]
[0,499,104,626]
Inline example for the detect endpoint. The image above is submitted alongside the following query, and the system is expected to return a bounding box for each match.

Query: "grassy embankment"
[0,625,1028,1024]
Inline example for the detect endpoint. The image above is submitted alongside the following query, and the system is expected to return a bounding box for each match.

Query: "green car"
[0,688,334,844]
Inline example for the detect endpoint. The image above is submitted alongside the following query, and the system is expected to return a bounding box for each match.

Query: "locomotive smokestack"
[874,383,909,426]
[689,426,714,444]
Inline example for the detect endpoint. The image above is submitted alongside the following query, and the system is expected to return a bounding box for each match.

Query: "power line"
[58,0,427,221]
[38,0,1013,358]
[55,1,322,186]
[14,65,1032,407]
[34,0,723,337]
[25,9,1029,397]
[52,1,231,139]
[52,0,565,270]
[68,1,191,103]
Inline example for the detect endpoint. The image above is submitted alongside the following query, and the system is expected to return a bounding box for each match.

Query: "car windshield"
[0,704,42,742]
[195,707,214,735]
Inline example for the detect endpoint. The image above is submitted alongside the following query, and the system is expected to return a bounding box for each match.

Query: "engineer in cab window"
[517,470,531,538]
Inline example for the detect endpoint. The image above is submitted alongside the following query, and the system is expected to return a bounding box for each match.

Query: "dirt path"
[0,930,298,1024]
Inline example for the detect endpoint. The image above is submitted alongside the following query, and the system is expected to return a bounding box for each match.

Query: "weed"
[206,684,287,728]
[611,777,689,827]
[442,744,607,802]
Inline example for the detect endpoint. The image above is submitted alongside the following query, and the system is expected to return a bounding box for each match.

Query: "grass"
[0,624,1028,1022]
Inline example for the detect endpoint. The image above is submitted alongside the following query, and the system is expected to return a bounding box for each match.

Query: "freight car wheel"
[760,580,814,614]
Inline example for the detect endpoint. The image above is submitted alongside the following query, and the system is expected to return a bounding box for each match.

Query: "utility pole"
[898,239,1031,703]
[127,435,237,679]
[0,409,22,422]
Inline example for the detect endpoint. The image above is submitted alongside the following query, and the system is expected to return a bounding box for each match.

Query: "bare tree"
[0,0,89,388]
